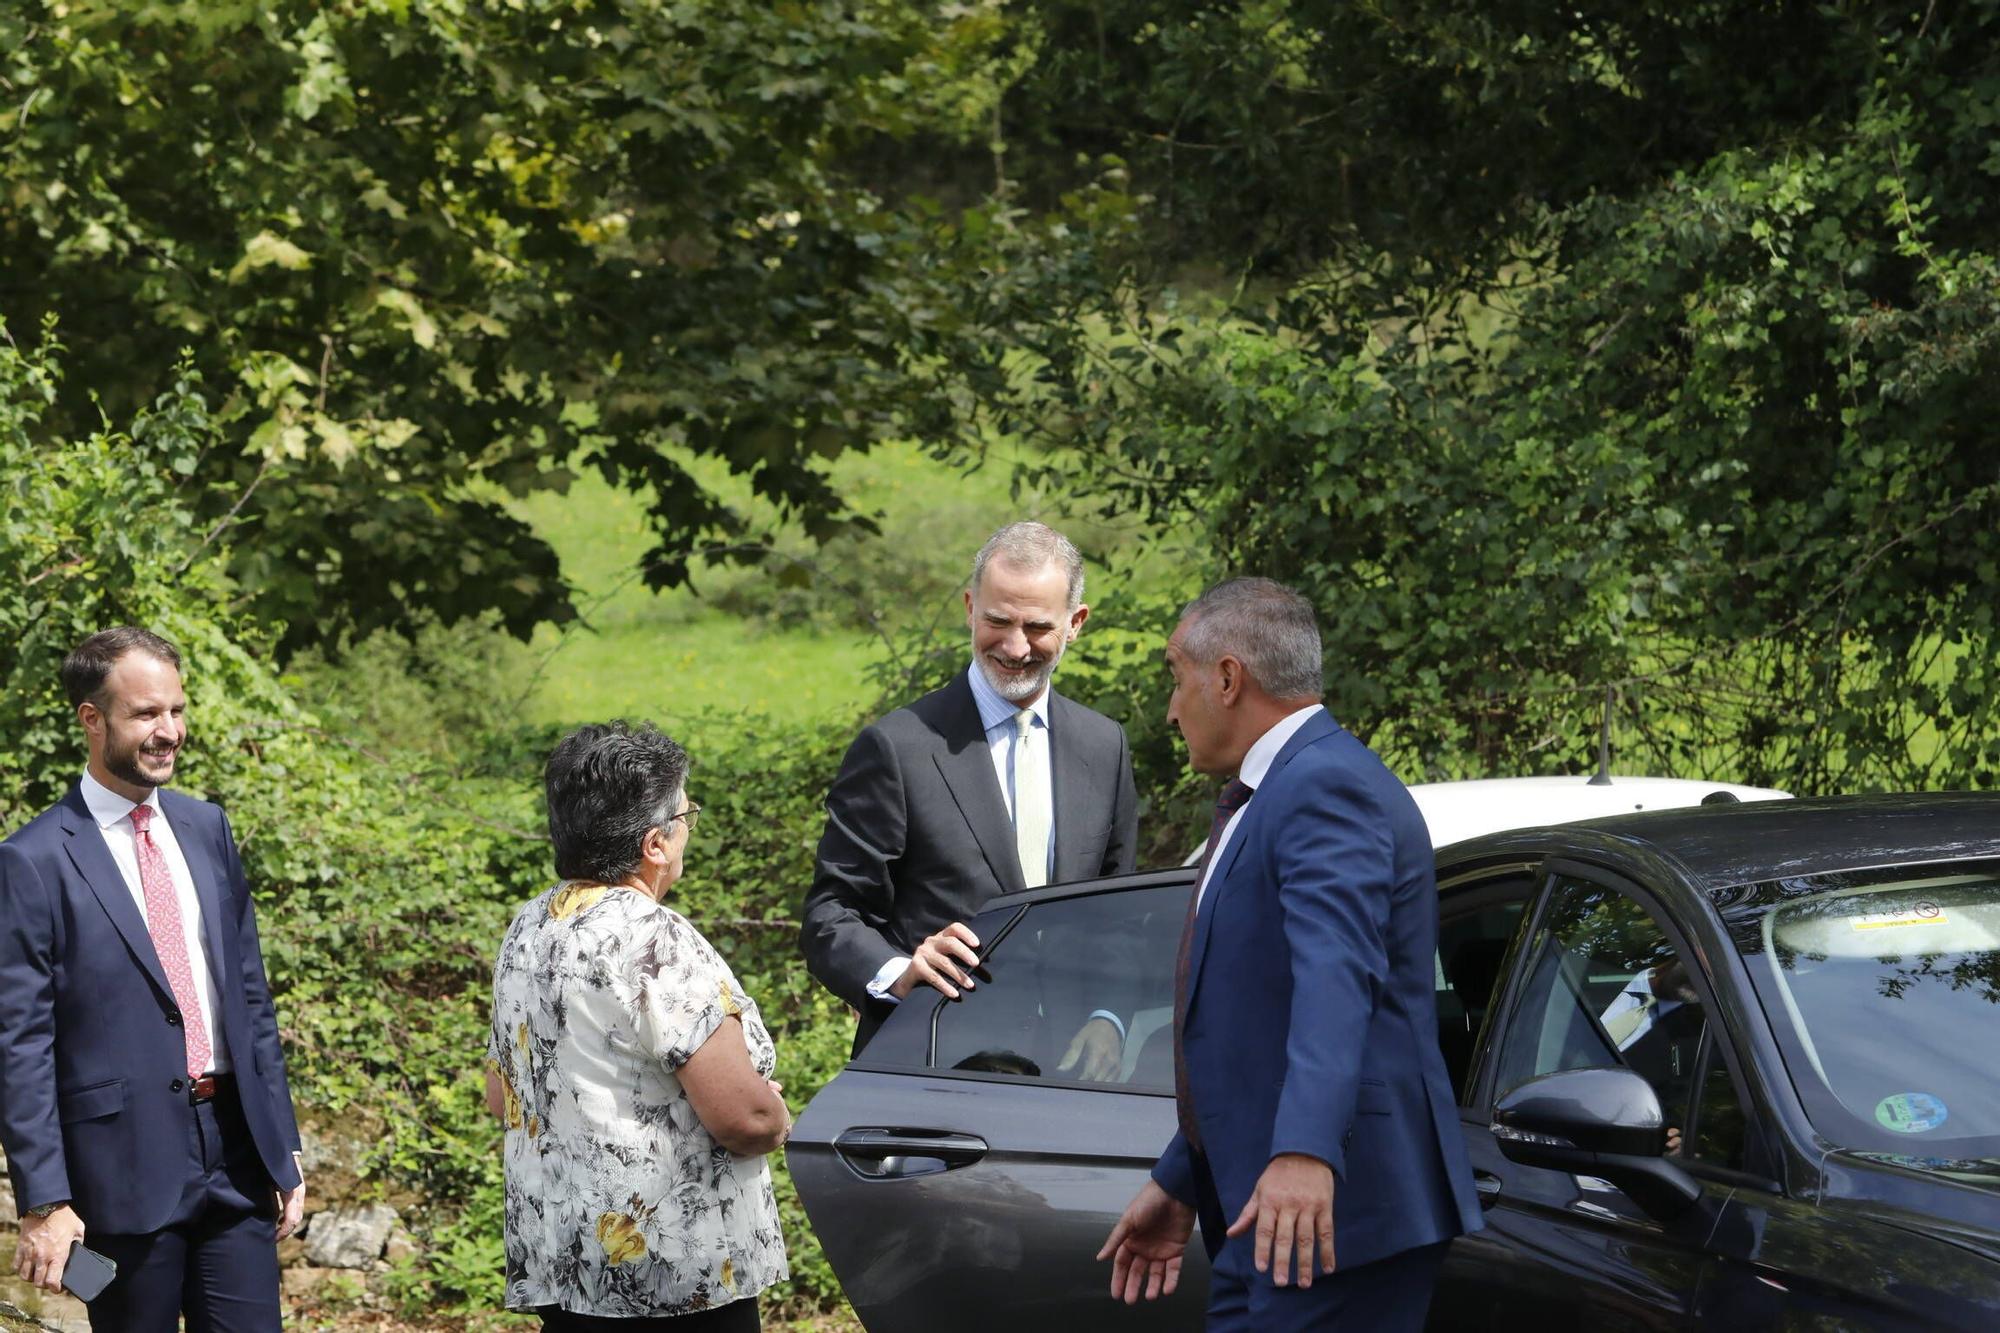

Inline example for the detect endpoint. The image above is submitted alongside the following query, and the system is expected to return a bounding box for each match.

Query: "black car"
[789,793,2000,1330]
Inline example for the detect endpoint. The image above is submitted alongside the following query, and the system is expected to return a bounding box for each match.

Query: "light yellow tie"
[1013,708,1050,888]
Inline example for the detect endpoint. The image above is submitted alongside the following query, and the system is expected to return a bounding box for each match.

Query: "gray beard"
[975,641,1065,703]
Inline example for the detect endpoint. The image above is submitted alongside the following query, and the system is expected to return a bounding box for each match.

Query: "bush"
[0,322,881,1318]
[0,319,1175,1322]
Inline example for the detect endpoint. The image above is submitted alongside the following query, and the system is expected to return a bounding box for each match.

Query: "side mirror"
[1492,1067,1702,1219]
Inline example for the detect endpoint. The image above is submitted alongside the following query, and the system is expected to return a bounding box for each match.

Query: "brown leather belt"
[188,1072,231,1104]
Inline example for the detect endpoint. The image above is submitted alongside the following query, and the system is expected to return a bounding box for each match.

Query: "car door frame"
[790,867,1211,1333]
[1439,852,1779,1328]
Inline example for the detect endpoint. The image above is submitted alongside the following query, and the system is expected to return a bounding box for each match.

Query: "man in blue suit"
[0,627,305,1328]
[1099,579,1481,1329]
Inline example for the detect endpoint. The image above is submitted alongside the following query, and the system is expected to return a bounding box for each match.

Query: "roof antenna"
[1588,685,1614,786]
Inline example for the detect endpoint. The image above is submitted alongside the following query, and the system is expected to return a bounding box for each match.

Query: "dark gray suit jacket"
[800,672,1139,1048]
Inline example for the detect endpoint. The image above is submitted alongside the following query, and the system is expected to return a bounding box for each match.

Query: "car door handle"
[1473,1170,1504,1208]
[834,1128,989,1180]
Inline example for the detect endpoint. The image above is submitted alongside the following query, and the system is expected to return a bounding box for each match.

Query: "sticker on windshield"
[1849,901,1949,931]
[1875,1092,1949,1134]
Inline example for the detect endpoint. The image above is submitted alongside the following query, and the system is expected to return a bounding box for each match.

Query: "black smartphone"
[61,1241,117,1303]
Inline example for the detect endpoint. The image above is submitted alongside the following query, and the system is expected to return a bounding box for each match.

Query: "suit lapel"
[56,786,175,1003]
[1185,708,1341,1008]
[929,675,1027,895]
[162,792,234,995]
[1046,692,1103,883]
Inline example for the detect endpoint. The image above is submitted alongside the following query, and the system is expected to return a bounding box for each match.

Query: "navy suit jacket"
[0,784,303,1234]
[1152,709,1483,1271]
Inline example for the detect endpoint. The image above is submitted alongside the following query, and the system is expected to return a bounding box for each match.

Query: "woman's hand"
[768,1080,794,1148]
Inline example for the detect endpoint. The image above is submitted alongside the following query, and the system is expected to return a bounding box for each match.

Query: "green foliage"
[1000,1,2000,793]
[316,699,863,1317]
[0,322,514,1303]
[0,329,868,1318]
[0,0,1125,655]
[18,1,2000,1321]
[0,320,312,828]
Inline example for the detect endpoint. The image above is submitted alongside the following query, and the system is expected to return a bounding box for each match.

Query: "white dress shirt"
[1195,704,1327,909]
[967,661,1055,864]
[80,771,230,1072]
[864,664,1058,1005]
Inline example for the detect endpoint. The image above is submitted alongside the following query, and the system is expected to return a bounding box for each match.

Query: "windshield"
[1725,865,2000,1167]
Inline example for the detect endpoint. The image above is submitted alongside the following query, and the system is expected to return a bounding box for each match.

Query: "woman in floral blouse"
[487,722,790,1330]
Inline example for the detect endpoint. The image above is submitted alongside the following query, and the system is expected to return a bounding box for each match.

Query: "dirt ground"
[0,1276,862,1333]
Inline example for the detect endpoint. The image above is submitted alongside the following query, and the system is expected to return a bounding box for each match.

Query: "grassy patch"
[506,439,1171,739]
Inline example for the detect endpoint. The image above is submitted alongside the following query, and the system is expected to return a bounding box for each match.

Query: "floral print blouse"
[488,881,789,1316]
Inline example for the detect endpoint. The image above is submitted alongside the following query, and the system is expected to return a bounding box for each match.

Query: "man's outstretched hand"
[1097,1178,1196,1304]
[1226,1152,1335,1288]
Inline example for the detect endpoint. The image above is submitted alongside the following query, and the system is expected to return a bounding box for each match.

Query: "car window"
[1691,1039,1748,1169]
[932,884,1189,1088]
[1727,868,2000,1162]
[1435,889,1529,1104]
[1493,875,1745,1168]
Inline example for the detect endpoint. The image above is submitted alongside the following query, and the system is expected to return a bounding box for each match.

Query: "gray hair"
[1177,578,1323,700]
[970,522,1085,609]
[544,722,688,884]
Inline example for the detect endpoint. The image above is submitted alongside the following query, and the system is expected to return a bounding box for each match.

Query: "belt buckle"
[189,1074,219,1103]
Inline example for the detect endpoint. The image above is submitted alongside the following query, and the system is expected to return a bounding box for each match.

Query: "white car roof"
[1182,774,1794,865]
[1410,775,1792,850]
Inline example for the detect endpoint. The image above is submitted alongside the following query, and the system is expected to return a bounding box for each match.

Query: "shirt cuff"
[1087,1009,1126,1042]
[865,955,912,1004]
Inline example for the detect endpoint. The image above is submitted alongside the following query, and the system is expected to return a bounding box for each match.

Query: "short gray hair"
[970,522,1085,609]
[544,722,688,884]
[1177,578,1323,699]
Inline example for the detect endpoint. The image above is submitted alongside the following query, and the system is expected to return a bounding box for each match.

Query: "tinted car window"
[1692,1045,1748,1169]
[933,884,1189,1087]
[1436,894,1527,1102]
[1495,876,1744,1165]
[1727,868,2000,1164]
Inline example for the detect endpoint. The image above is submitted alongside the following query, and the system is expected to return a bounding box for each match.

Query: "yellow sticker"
[1849,902,1948,931]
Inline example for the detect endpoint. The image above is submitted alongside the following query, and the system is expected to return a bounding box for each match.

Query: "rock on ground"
[304,1203,400,1270]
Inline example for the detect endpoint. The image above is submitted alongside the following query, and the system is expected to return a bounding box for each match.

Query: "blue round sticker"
[1875,1092,1949,1134]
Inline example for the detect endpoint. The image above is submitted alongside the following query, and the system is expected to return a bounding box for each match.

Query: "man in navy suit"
[0,627,305,1328]
[1099,579,1481,1330]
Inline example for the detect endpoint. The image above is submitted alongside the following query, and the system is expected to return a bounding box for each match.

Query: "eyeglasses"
[665,802,701,834]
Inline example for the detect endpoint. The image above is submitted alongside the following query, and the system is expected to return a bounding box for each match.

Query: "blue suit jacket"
[1152,709,1483,1270]
[0,784,303,1233]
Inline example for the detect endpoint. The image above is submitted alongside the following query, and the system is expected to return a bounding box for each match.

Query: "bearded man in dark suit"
[800,522,1139,1062]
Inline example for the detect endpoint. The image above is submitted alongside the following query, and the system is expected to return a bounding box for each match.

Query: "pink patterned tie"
[128,804,212,1080]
